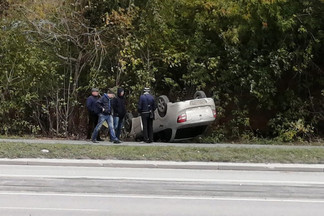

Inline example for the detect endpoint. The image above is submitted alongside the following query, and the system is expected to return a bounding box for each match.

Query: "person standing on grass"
[113,87,126,140]
[91,89,121,144]
[138,87,156,143]
[86,88,103,141]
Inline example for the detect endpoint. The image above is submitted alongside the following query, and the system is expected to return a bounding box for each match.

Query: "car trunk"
[186,106,213,122]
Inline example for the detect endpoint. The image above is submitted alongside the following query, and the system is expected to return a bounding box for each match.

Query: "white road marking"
[0,206,110,212]
[1,191,324,203]
[0,174,324,185]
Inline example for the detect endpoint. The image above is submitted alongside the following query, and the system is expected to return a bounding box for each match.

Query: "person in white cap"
[138,87,156,143]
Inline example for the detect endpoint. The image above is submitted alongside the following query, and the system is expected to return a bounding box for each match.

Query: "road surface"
[1,164,324,215]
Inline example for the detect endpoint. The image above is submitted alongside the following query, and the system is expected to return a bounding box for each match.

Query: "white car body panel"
[130,97,216,142]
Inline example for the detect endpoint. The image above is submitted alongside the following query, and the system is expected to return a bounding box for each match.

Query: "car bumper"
[172,119,215,141]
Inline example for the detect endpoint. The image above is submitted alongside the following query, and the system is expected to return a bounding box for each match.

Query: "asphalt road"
[1,164,324,215]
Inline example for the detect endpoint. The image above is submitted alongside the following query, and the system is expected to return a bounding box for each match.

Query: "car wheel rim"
[158,99,165,112]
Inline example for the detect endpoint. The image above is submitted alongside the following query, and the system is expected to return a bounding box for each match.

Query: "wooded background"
[0,0,323,142]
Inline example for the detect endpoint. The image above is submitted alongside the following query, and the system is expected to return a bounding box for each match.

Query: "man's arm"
[152,96,156,111]
[96,96,104,112]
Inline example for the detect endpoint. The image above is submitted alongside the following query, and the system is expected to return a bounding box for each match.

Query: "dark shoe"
[144,140,152,143]
[113,140,122,144]
[97,138,104,141]
[91,139,99,143]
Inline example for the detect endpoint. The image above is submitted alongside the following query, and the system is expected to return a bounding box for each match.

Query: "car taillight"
[212,109,217,118]
[177,113,187,123]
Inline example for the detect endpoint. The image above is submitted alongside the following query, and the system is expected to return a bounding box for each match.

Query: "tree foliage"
[1,0,323,141]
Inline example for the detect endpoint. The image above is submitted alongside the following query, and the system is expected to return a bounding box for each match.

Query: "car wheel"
[194,91,207,99]
[124,112,133,133]
[158,95,169,117]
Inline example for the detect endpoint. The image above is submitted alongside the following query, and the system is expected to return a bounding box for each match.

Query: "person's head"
[143,87,150,94]
[117,88,125,97]
[91,88,99,96]
[107,89,115,98]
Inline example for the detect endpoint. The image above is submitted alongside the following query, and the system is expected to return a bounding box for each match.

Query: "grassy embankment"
[1,142,324,164]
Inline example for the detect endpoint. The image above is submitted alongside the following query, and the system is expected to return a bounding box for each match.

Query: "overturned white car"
[124,91,216,142]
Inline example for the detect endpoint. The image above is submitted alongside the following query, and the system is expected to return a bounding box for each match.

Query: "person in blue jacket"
[138,87,156,143]
[113,88,126,140]
[86,88,102,141]
[91,89,121,144]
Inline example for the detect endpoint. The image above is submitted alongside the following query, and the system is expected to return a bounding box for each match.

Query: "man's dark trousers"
[141,113,153,142]
[87,112,100,140]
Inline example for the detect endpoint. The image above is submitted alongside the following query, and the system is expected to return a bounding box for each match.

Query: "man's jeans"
[92,114,118,141]
[113,116,124,139]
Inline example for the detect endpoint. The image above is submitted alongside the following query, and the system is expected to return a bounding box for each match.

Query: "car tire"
[194,91,207,99]
[157,95,169,117]
[124,112,133,133]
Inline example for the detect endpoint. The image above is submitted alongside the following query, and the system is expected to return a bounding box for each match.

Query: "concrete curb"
[0,159,323,172]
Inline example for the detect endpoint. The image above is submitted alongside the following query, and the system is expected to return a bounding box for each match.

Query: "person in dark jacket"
[113,88,126,140]
[86,88,102,140]
[91,89,121,144]
[138,87,156,143]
